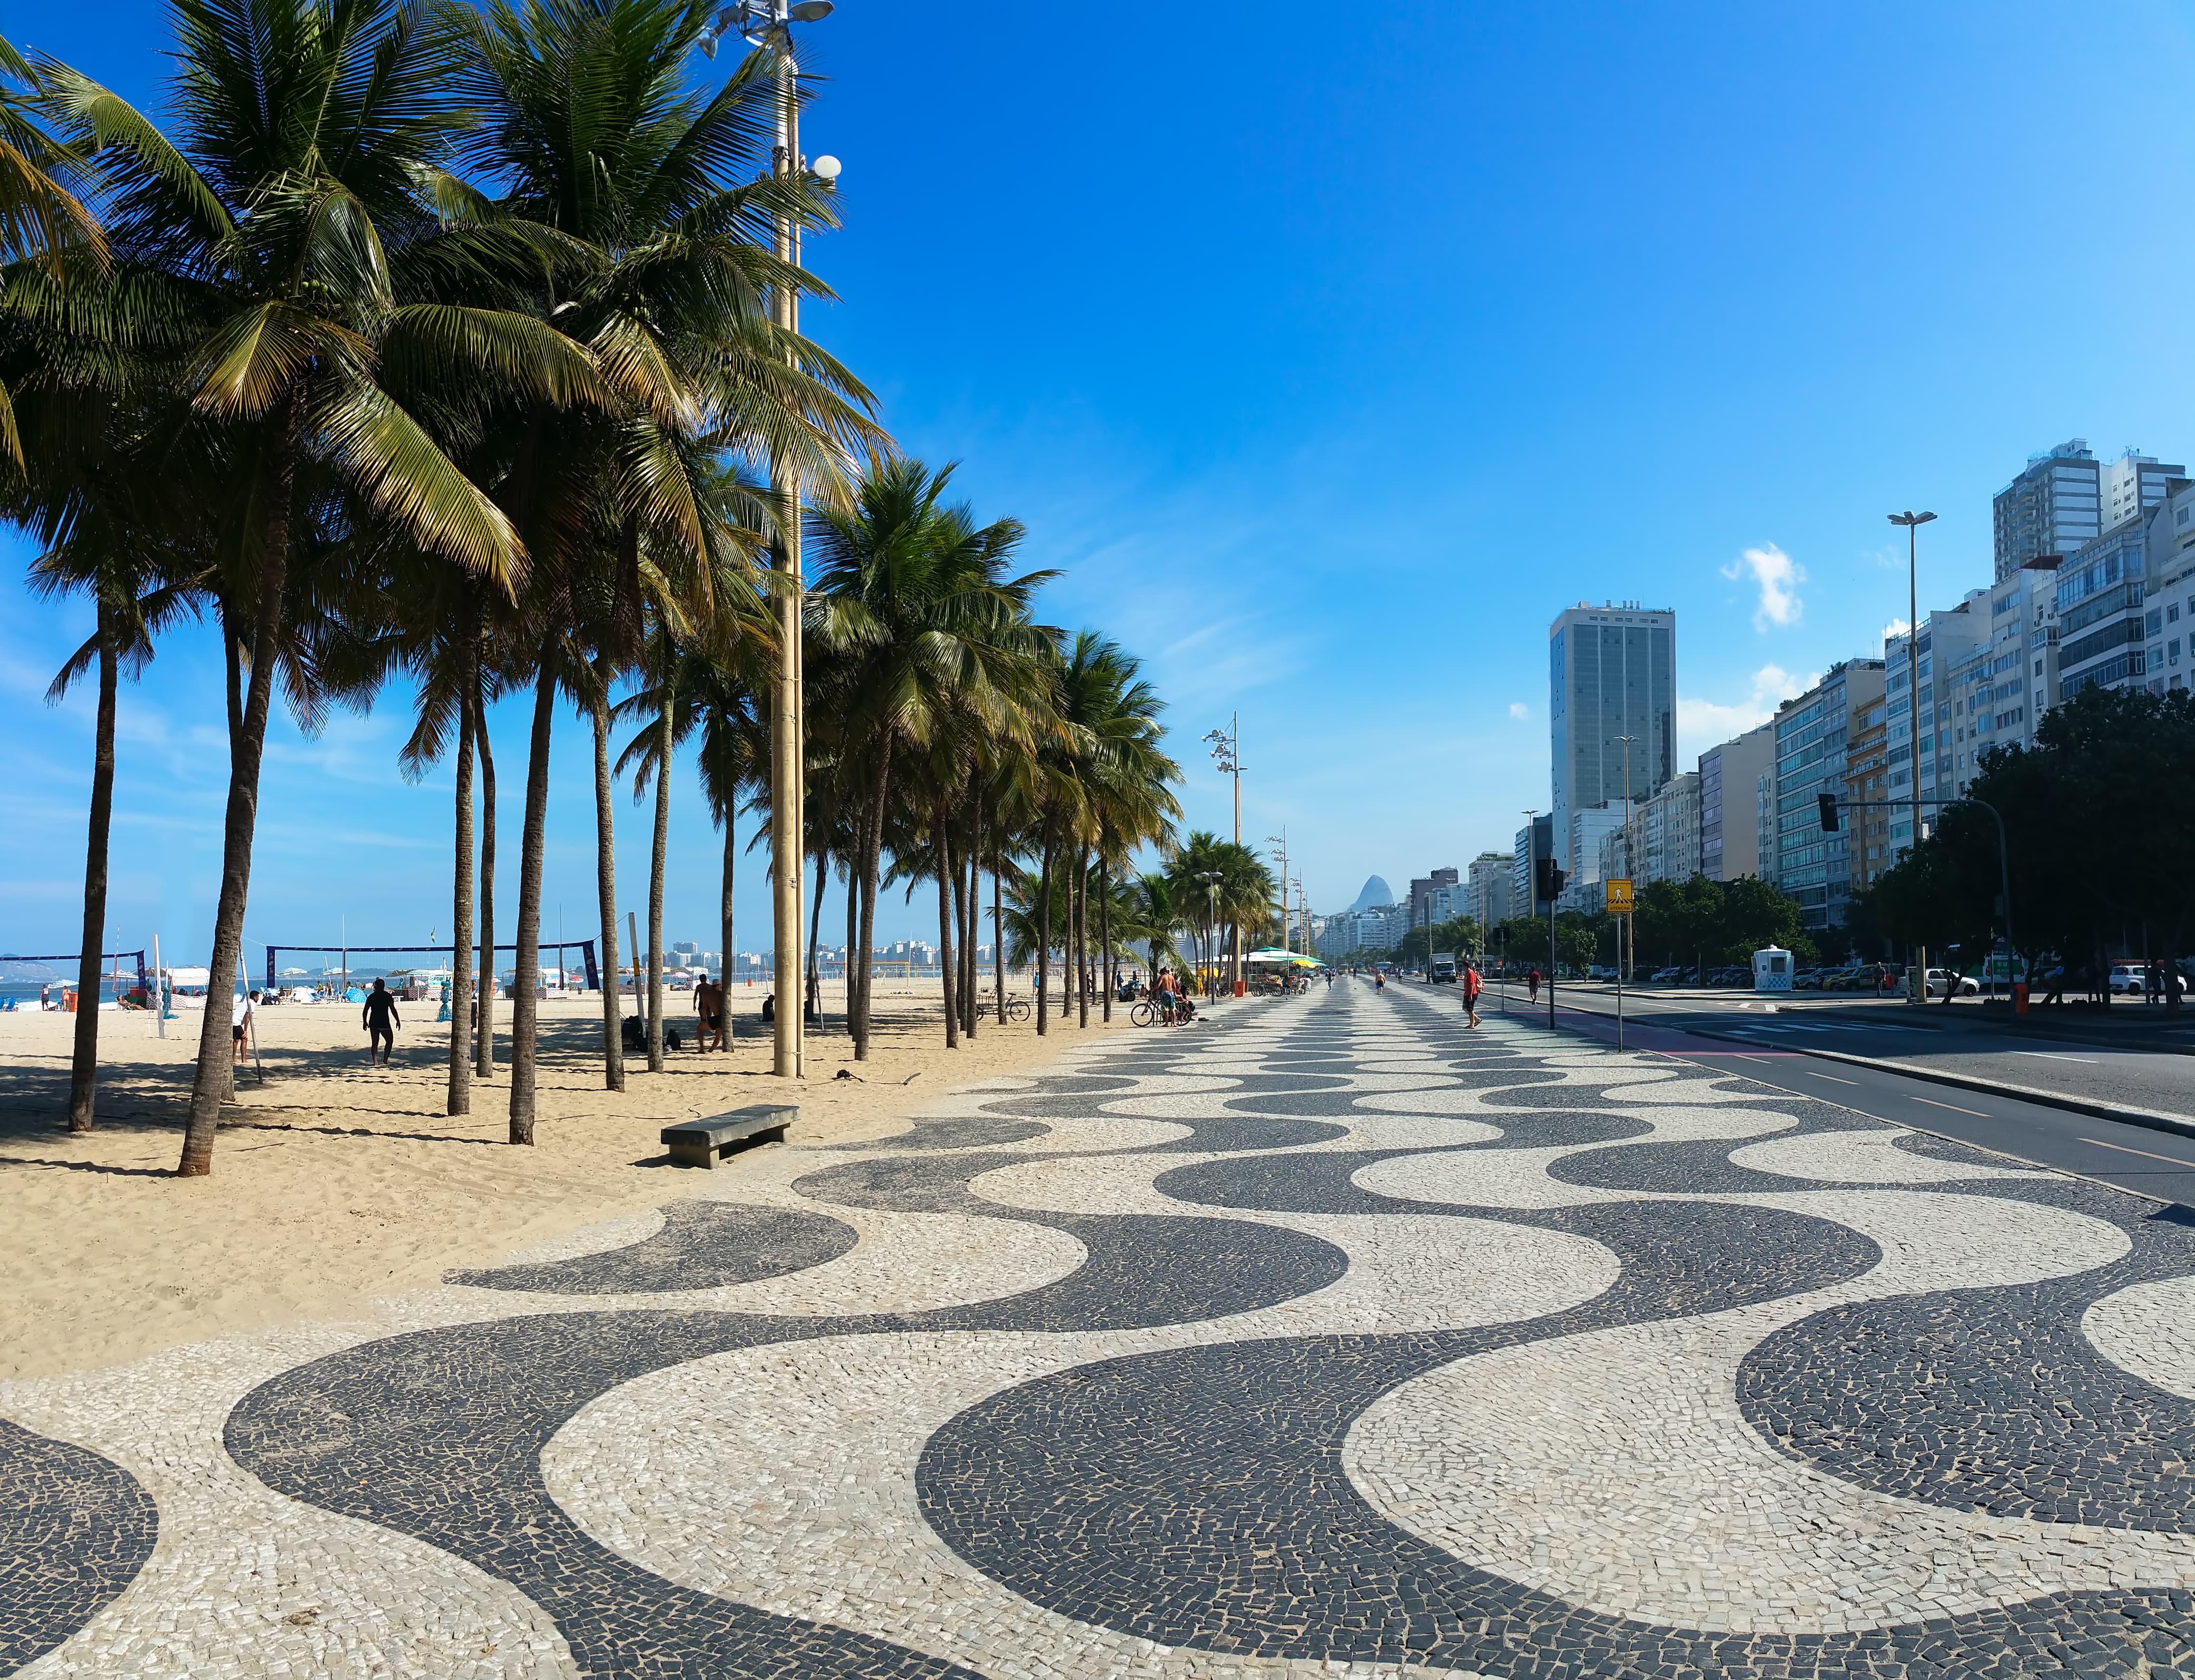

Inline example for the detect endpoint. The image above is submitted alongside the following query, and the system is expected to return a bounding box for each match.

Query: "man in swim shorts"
[362,977,401,1066]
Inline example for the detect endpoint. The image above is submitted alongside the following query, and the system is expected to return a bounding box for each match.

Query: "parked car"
[1587,963,1618,982]
[2110,962,2190,996]
[1792,970,1823,990]
[1649,966,1684,985]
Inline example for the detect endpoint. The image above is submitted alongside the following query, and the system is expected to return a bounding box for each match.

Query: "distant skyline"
[7,1,2195,959]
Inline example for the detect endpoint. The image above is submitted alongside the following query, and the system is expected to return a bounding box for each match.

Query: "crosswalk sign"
[1604,877,1634,914]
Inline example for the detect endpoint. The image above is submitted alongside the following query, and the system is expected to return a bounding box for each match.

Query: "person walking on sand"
[232,987,255,1065]
[1463,960,1484,1028]
[362,977,401,1066]
[695,972,726,1051]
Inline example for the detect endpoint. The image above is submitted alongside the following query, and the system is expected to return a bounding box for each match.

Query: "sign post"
[1604,879,1633,1050]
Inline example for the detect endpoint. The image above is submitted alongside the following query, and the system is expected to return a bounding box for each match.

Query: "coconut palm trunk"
[446,673,475,1116]
[645,692,671,1072]
[1075,847,1091,1028]
[935,797,958,1048]
[475,704,497,1080]
[843,865,858,1039]
[66,597,117,1134]
[960,807,979,1037]
[806,849,826,1025]
[1099,855,1114,1024]
[993,811,1007,1027]
[591,682,625,1091]
[719,810,736,1051]
[508,650,556,1144]
[853,742,891,1058]
[180,403,298,1177]
[1036,819,1055,1035]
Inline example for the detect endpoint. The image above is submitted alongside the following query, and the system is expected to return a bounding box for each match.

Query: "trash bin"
[1234,980,1245,997]
[2014,981,2030,1015]
[62,987,78,1013]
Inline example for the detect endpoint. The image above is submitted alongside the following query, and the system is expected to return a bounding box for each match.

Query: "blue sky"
[7,0,2195,961]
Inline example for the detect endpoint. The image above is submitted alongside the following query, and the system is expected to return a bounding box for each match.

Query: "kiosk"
[1752,946,1793,993]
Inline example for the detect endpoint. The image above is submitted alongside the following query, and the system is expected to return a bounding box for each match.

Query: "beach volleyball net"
[262,940,599,993]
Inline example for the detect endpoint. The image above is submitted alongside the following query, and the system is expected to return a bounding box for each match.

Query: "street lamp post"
[1613,733,1636,1052]
[1888,510,1936,1006]
[703,0,841,1080]
[1266,828,1290,957]
[1207,718,1242,991]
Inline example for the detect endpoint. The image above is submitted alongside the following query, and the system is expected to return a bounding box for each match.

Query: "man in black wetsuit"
[362,977,401,1066]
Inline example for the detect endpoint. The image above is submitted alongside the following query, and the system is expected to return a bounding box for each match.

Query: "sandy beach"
[0,983,1129,1382]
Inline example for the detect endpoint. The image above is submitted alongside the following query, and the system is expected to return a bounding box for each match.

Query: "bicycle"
[1130,999,1158,1026]
[1002,994,1032,1023]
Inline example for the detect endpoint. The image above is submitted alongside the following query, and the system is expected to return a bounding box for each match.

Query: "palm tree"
[39,0,546,1174]
[808,459,1051,1057]
[443,0,881,1134]
[14,390,204,1131]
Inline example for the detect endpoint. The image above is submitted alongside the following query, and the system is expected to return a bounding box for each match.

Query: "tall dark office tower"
[1548,602,1676,872]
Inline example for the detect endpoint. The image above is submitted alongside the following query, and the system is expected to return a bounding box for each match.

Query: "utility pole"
[1888,509,1936,1006]
[719,0,839,1078]
[1614,734,1635,1052]
[1206,717,1242,992]
[1267,828,1290,954]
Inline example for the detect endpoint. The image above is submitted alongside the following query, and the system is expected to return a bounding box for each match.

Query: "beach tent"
[1244,948,1319,967]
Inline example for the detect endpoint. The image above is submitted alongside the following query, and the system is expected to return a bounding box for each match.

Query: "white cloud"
[1720,542,1805,632]
[1508,701,1529,720]
[1881,616,1912,646]
[1675,663,1814,763]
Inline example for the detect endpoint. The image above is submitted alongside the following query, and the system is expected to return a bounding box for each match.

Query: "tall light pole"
[707,1,840,1078]
[1195,870,1222,998]
[1206,717,1241,991]
[1888,510,1936,1007]
[1613,733,1636,1051]
[1266,828,1290,954]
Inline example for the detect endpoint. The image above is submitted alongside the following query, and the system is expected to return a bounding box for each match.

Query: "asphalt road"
[1456,979,2195,1208]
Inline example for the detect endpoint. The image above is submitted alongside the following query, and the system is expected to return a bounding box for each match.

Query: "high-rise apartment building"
[1639,770,1702,887]
[1771,660,1886,930]
[2055,514,2152,700]
[1567,803,1628,893]
[1513,814,1552,911]
[1994,441,2100,584]
[1548,602,1676,872]
[1698,721,1776,881]
[1993,440,2183,585]
[2146,478,2195,694]
[1467,851,1514,929]
[1845,696,1892,897]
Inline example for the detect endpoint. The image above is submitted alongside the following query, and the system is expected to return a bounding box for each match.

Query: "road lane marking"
[1911,1095,1988,1117]
[2079,1136,2195,1170]
[2012,1051,2099,1064]
[1804,1072,1859,1085]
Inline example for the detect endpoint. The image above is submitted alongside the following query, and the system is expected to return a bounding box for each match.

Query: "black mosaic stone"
[1740,1193,2195,1532]
[185,987,2195,1680]
[444,1201,860,1295]
[0,1416,158,1674]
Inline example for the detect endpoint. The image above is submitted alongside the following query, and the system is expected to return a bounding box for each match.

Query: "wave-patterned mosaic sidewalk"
[12,982,2195,1677]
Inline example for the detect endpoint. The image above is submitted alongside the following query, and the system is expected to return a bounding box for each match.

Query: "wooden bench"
[661,1104,797,1168]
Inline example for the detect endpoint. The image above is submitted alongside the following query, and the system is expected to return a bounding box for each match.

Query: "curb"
[1541,1001,2195,1147]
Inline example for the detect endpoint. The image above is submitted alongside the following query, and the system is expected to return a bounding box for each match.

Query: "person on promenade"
[362,977,401,1066]
[695,973,726,1051]
[1463,961,1484,1028]
[1527,967,1542,1005]
[232,988,255,1065]
[1374,970,1385,993]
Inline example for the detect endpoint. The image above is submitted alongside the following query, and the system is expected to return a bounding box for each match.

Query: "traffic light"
[1817,793,1840,833]
[1534,856,1567,903]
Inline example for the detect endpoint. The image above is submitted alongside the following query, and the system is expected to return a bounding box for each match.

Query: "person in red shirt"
[1462,961,1484,1027]
[1528,967,1542,1005]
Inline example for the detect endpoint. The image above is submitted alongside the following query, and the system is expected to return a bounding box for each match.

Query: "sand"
[0,981,1131,1381]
